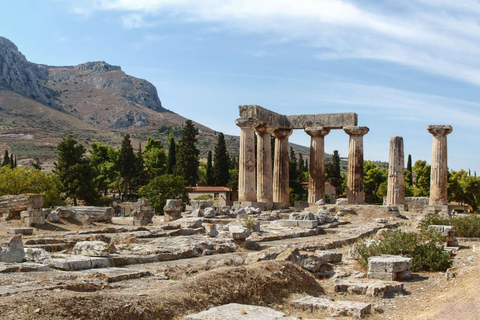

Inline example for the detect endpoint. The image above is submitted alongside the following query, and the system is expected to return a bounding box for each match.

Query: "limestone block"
[20,209,45,226]
[245,206,262,215]
[315,250,343,264]
[276,248,302,264]
[291,296,371,318]
[56,206,114,222]
[289,211,315,221]
[297,220,318,228]
[184,303,290,320]
[191,209,203,217]
[204,224,219,237]
[24,248,51,262]
[336,198,349,205]
[6,228,33,235]
[316,209,337,224]
[164,210,182,222]
[230,226,251,240]
[47,211,60,223]
[368,255,412,281]
[334,279,404,298]
[191,200,213,210]
[72,241,110,257]
[55,207,74,219]
[0,262,51,273]
[129,219,152,226]
[48,255,109,270]
[0,234,25,263]
[203,207,217,218]
[0,194,44,220]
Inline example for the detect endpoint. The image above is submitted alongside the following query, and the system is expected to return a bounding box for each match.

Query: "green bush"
[355,229,452,272]
[193,194,213,200]
[418,213,480,237]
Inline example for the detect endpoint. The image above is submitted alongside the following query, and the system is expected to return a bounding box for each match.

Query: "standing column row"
[273,128,293,204]
[344,126,369,204]
[256,124,274,203]
[305,127,330,204]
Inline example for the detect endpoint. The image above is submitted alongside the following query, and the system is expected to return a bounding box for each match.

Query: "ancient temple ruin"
[235,105,369,208]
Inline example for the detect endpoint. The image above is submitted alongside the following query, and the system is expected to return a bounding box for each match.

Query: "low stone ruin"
[367,255,412,281]
[0,234,25,263]
[428,225,459,247]
[0,194,45,226]
[51,206,114,223]
[130,198,154,226]
[163,199,182,222]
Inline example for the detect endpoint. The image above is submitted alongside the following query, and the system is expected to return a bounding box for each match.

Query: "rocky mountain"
[0,36,310,167]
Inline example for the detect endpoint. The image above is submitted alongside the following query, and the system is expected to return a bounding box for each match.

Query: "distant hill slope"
[0,35,313,167]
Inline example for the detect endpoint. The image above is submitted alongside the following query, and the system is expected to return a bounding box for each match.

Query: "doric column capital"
[427,125,452,136]
[235,118,260,129]
[304,126,330,137]
[272,128,293,139]
[255,123,275,135]
[344,126,369,136]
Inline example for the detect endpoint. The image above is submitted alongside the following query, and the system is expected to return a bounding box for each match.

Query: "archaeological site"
[0,105,478,320]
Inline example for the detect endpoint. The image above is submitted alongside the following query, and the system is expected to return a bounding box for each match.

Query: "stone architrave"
[386,136,405,206]
[344,126,369,204]
[428,125,453,206]
[272,128,293,204]
[255,124,274,203]
[236,118,259,201]
[305,127,330,204]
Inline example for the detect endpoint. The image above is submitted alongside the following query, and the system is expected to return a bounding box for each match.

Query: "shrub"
[240,216,258,231]
[355,229,452,272]
[193,194,213,200]
[418,213,480,237]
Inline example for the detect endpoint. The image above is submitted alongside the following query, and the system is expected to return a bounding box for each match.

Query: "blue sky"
[2,0,480,172]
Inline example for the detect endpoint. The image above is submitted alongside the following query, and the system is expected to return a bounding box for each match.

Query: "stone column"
[344,126,369,204]
[272,128,293,204]
[255,124,274,203]
[305,127,330,204]
[236,118,259,201]
[428,125,453,206]
[386,136,405,206]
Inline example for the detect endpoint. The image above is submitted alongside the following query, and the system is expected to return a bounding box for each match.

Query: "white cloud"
[69,1,480,87]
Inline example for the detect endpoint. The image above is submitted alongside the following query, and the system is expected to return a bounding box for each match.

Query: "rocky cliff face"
[0,36,57,108]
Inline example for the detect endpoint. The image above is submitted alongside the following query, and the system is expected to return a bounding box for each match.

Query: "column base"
[427,205,449,218]
[384,204,408,211]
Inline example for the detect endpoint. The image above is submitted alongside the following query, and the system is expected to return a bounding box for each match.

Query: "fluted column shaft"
[273,128,293,204]
[305,127,330,204]
[344,126,369,204]
[236,118,259,201]
[428,125,453,206]
[387,136,405,205]
[255,125,274,202]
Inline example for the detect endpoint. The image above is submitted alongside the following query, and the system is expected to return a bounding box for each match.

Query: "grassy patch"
[8,142,58,157]
[355,229,452,272]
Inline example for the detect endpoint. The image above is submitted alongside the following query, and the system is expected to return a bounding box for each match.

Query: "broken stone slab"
[276,248,338,273]
[6,228,33,235]
[367,255,412,281]
[289,211,316,220]
[20,209,45,226]
[168,218,204,229]
[336,198,348,205]
[72,241,110,257]
[203,207,217,218]
[48,254,109,270]
[315,250,343,264]
[0,194,44,220]
[316,209,337,224]
[0,262,50,273]
[191,200,213,210]
[230,226,251,240]
[129,219,153,226]
[54,206,114,223]
[24,248,51,263]
[0,234,25,263]
[47,211,60,223]
[185,303,295,320]
[280,220,318,229]
[292,296,371,318]
[83,267,152,283]
[204,223,219,237]
[334,279,404,297]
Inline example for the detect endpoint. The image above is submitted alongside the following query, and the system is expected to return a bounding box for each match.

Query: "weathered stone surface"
[203,207,217,218]
[386,136,405,206]
[315,250,343,264]
[131,198,154,224]
[316,209,337,224]
[185,303,290,320]
[24,248,51,262]
[72,241,110,257]
[344,126,369,204]
[290,211,316,221]
[21,209,45,226]
[6,228,33,235]
[334,279,404,297]
[273,128,293,203]
[48,254,109,270]
[292,296,371,318]
[368,255,412,281]
[0,234,25,263]
[0,262,50,273]
[336,198,348,205]
[230,226,251,240]
[55,206,114,223]
[256,125,274,203]
[428,125,452,206]
[0,194,44,220]
[83,267,152,283]
[305,127,330,204]
[204,224,219,237]
[281,220,318,229]
[237,118,258,201]
[47,211,60,223]
[191,200,213,210]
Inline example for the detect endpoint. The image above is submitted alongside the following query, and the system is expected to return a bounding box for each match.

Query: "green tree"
[176,120,200,186]
[448,170,480,211]
[213,132,230,186]
[413,160,431,196]
[2,150,9,167]
[132,142,148,191]
[166,137,176,174]
[53,135,99,205]
[326,150,343,196]
[139,174,190,214]
[363,161,388,203]
[289,147,305,205]
[117,134,136,200]
[206,151,214,185]
[0,166,65,207]
[142,137,166,179]
[406,154,413,186]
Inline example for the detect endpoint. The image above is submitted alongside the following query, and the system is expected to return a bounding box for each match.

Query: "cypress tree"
[117,134,136,200]
[166,137,176,174]
[213,132,230,186]
[206,151,214,185]
[132,142,147,191]
[9,155,14,168]
[328,150,342,195]
[406,154,413,185]
[2,150,9,167]
[176,120,200,186]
